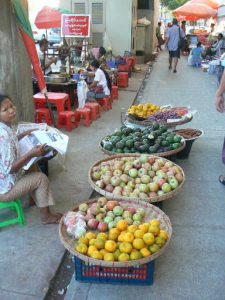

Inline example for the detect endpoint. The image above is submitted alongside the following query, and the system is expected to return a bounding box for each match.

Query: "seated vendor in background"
[204,33,225,57]
[38,39,57,75]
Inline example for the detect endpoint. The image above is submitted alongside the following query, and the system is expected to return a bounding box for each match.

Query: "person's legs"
[168,52,173,69]
[173,57,178,72]
[0,172,61,224]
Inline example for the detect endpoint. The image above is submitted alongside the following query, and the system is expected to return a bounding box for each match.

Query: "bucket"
[72,73,80,81]
[174,129,204,159]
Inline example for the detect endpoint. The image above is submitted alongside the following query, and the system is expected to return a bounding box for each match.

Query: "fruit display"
[100,124,185,155]
[59,198,172,266]
[128,103,160,119]
[174,128,203,140]
[89,154,185,203]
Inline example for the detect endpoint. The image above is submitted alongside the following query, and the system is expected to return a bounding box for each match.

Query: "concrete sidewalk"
[0,66,145,300]
[65,51,225,300]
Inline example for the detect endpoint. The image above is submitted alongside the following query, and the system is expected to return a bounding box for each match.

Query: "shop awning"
[174,2,217,19]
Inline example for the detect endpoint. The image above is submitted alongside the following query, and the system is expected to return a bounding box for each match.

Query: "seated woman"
[0,94,62,224]
[204,33,225,57]
[87,60,111,101]
[188,42,204,66]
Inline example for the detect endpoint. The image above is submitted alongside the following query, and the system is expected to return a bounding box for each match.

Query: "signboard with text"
[61,14,90,37]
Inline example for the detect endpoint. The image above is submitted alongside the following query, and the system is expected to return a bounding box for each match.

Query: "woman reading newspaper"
[0,94,62,224]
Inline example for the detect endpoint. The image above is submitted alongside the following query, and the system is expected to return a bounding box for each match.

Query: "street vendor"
[0,94,62,225]
[87,59,111,101]
[38,38,57,75]
[204,33,225,57]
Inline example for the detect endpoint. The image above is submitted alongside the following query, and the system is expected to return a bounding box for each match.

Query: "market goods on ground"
[89,154,185,203]
[100,124,184,155]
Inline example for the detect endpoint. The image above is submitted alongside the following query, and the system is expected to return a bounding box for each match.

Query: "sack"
[77,80,88,108]
[91,85,104,94]
[222,138,225,164]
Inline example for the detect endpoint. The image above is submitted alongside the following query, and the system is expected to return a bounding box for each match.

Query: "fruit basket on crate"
[126,105,194,128]
[59,198,172,285]
[99,124,186,158]
[88,154,185,203]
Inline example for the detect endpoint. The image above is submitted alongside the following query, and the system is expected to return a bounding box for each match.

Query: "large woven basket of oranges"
[59,197,172,267]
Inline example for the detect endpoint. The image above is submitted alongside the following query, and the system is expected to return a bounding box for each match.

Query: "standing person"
[0,94,62,224]
[181,20,186,34]
[38,39,57,75]
[156,22,163,51]
[166,18,185,73]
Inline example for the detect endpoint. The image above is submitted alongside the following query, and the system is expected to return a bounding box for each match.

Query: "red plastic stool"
[111,86,119,100]
[35,108,52,125]
[98,98,112,111]
[75,108,92,127]
[58,111,75,132]
[85,103,101,120]
[118,72,129,88]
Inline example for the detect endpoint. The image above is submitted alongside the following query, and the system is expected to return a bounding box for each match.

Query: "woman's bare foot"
[41,213,63,225]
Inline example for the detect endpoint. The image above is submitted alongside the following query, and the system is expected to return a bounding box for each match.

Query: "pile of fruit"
[90,155,184,200]
[75,217,169,262]
[101,124,183,154]
[128,103,160,119]
[174,128,202,140]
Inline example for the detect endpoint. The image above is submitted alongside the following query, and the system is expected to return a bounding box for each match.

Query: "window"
[92,32,103,47]
[92,3,103,24]
[74,2,86,14]
[138,0,150,10]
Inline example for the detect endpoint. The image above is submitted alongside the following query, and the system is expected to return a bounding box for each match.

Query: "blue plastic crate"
[74,256,155,285]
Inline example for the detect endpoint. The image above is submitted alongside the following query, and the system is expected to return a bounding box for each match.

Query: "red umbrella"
[174,2,217,19]
[190,0,219,10]
[34,6,70,29]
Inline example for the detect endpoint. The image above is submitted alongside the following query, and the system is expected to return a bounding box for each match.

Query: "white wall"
[106,0,132,55]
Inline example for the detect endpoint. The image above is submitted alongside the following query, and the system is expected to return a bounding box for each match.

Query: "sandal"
[219,175,225,186]
[42,213,62,225]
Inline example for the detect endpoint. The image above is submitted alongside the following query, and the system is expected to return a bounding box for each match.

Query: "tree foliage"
[161,0,189,10]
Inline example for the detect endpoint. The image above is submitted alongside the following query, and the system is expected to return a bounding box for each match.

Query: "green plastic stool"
[0,199,25,228]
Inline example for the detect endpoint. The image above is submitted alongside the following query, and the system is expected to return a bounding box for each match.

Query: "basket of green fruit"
[88,154,185,203]
[99,125,186,157]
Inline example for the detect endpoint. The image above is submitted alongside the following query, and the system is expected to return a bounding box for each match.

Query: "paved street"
[65,50,225,300]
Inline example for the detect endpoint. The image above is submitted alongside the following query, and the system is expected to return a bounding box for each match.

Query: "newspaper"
[18,124,69,170]
[17,122,47,134]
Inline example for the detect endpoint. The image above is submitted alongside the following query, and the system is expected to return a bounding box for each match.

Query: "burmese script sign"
[61,14,90,37]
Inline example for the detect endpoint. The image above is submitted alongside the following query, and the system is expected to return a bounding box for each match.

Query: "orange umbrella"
[190,0,219,10]
[174,2,217,19]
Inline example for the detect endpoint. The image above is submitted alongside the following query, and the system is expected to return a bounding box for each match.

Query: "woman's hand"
[17,129,38,141]
[28,144,47,158]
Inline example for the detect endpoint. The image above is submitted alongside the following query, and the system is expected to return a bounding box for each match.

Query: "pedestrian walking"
[156,22,164,51]
[166,18,185,73]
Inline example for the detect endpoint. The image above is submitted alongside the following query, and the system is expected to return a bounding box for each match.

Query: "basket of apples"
[59,197,172,267]
[88,154,185,203]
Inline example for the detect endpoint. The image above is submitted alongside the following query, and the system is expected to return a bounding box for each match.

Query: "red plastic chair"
[75,108,92,127]
[118,72,129,88]
[85,103,101,120]
[111,86,119,100]
[98,97,112,111]
[35,108,52,125]
[58,111,75,132]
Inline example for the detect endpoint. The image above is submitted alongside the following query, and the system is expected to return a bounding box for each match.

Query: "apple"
[102,175,111,185]
[153,176,160,182]
[129,168,138,178]
[105,184,114,193]
[85,212,94,221]
[104,170,113,177]
[148,157,155,165]
[161,183,172,193]
[95,180,105,189]
[114,216,123,223]
[104,216,114,224]
[139,154,149,163]
[138,168,147,177]
[157,178,166,188]
[79,203,88,212]
[97,222,108,232]
[133,213,142,222]
[133,159,142,169]
[124,166,132,174]
[139,183,149,193]
[149,192,157,198]
[120,174,129,183]
[127,181,135,189]
[100,207,107,214]
[165,161,173,168]
[120,181,126,188]
[168,177,179,189]
[135,177,141,184]
[152,163,160,172]
[156,159,165,167]
[92,171,101,180]
[95,213,105,222]
[113,206,124,216]
[175,173,183,182]
[113,169,122,176]
[90,203,100,215]
[106,211,115,218]
[142,162,151,170]
[136,207,145,217]
[148,170,156,178]
[149,182,159,192]
[114,161,123,170]
[123,211,132,219]
[157,190,165,196]
[141,174,151,184]
[88,218,99,230]
[161,166,168,173]
[106,201,117,211]
[124,185,133,193]
[114,186,122,192]
[97,197,107,207]
[111,176,121,186]
[108,220,116,229]
[133,220,141,226]
[127,207,136,215]
[124,217,133,225]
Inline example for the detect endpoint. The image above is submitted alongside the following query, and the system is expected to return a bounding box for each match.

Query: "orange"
[133,238,145,250]
[119,242,133,254]
[109,228,120,240]
[154,236,166,248]
[85,232,96,240]
[104,253,115,261]
[89,238,97,246]
[117,231,126,242]
[149,244,160,254]
[143,233,155,246]
[100,249,108,257]
[123,232,134,243]
[105,240,117,252]
[78,236,89,246]
[134,229,145,239]
[118,253,130,262]
[76,243,88,255]
[90,250,103,260]
[97,232,108,241]
[128,224,138,233]
[94,238,105,250]
[130,249,142,260]
[140,247,151,257]
[138,223,149,233]
[159,230,168,240]
[150,219,160,227]
[148,225,160,236]
[87,245,97,256]
[116,220,128,231]
[113,249,121,260]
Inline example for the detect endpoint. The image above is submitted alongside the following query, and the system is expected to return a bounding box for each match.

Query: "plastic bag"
[188,54,193,66]
[137,17,151,26]
[77,80,89,108]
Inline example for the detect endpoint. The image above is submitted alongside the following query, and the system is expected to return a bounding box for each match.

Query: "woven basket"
[88,154,185,203]
[99,139,186,157]
[59,198,172,267]
[125,114,193,128]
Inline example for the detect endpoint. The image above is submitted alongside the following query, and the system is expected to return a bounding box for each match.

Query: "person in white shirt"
[38,39,57,75]
[87,59,111,101]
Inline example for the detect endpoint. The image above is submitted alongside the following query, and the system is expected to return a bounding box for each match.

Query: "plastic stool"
[75,108,92,127]
[193,62,201,68]
[118,72,129,88]
[98,98,112,111]
[58,111,75,132]
[111,86,119,100]
[35,108,52,125]
[0,199,25,228]
[85,103,101,120]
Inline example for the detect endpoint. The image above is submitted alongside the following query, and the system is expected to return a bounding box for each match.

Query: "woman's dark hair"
[39,38,48,48]
[91,60,112,91]
[0,94,10,108]
[197,42,201,47]
[99,46,106,57]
